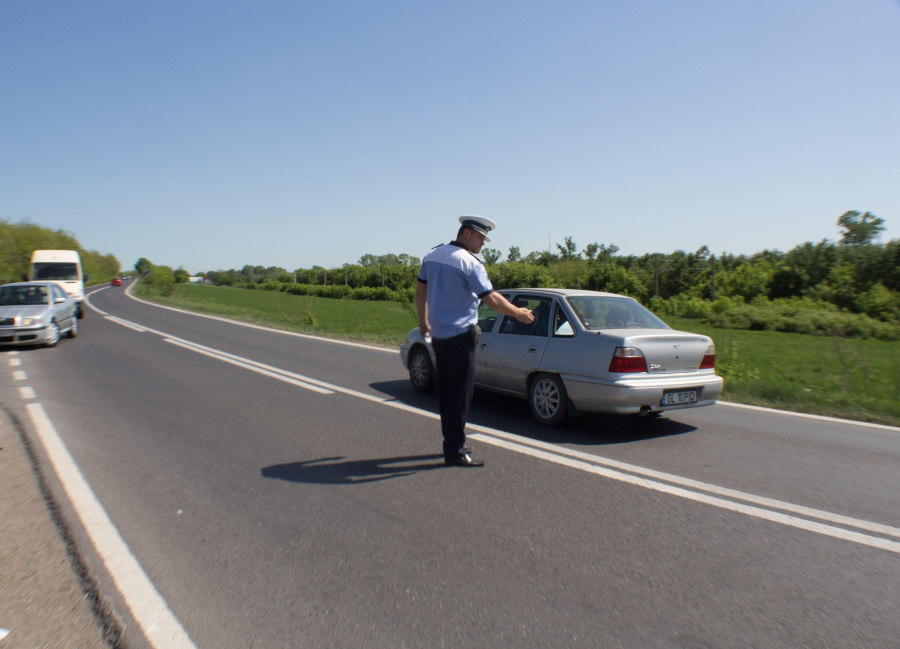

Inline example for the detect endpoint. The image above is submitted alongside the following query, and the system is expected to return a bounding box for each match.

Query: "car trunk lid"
[624,331,712,374]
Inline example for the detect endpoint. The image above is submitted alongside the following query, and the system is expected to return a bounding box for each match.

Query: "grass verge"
[134,283,900,427]
[133,282,418,347]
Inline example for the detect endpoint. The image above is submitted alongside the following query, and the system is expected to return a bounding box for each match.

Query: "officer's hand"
[419,322,431,339]
[515,307,534,324]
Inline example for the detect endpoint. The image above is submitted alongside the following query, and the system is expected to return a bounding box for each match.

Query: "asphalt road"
[2,281,899,648]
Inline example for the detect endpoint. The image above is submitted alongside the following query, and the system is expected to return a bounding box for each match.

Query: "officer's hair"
[457,225,471,239]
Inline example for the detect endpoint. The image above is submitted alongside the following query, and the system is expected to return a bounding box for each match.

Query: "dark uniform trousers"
[432,330,476,458]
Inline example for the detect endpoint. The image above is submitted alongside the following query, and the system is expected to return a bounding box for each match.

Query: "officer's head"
[456,216,495,254]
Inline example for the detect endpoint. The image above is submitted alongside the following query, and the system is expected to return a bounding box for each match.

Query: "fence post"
[710,255,716,301]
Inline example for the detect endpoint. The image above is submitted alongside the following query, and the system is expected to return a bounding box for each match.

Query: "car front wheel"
[67,318,78,339]
[44,322,60,348]
[409,347,435,392]
[529,373,567,427]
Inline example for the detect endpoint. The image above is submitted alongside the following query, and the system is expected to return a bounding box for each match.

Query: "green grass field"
[135,282,419,346]
[136,283,900,426]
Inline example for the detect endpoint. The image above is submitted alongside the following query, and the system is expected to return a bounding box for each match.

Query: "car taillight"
[699,344,715,370]
[609,347,647,373]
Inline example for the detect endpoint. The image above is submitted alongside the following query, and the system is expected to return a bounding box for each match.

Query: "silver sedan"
[400,289,723,426]
[0,282,79,348]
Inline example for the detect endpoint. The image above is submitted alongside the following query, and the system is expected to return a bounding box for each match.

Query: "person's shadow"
[261,454,446,485]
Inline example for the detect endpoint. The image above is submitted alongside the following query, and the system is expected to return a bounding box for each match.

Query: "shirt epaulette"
[431,243,444,250]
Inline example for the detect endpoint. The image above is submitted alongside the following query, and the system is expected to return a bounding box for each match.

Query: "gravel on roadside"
[0,408,112,649]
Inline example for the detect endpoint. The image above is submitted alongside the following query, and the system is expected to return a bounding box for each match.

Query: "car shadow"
[261,454,447,485]
[369,380,698,447]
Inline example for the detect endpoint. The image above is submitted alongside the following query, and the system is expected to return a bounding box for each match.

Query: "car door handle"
[478,344,487,350]
[526,346,537,352]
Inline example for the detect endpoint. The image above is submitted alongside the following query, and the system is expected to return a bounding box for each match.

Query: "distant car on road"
[0,282,79,348]
[111,277,122,286]
[400,289,723,426]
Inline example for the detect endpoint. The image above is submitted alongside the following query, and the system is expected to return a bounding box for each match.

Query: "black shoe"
[445,454,484,467]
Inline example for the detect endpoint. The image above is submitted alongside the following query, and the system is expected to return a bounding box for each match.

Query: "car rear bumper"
[0,326,52,346]
[562,372,724,414]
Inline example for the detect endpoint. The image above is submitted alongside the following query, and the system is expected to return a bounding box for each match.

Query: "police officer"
[416,216,535,467]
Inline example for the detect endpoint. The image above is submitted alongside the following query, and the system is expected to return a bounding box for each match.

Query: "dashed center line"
[8,358,22,366]
[18,386,37,399]
[11,370,27,381]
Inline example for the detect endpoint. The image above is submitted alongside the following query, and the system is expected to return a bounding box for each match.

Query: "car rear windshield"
[565,296,670,330]
[32,262,79,280]
[0,285,50,306]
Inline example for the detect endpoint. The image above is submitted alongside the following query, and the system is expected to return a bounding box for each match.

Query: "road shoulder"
[0,408,113,649]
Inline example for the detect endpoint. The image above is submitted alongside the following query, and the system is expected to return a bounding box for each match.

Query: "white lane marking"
[0,628,8,640]
[84,287,109,316]
[164,338,383,403]
[467,433,900,555]
[8,358,22,366]
[464,423,900,540]
[717,401,900,433]
[98,305,900,554]
[119,278,900,435]
[18,386,37,399]
[164,339,334,395]
[12,371,27,380]
[124,279,398,354]
[162,337,900,551]
[5,350,19,355]
[25,403,197,649]
[105,316,146,333]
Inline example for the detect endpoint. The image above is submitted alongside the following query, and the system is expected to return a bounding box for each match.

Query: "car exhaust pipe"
[638,406,653,418]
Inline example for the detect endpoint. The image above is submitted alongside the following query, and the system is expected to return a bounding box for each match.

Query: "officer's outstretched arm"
[482,292,535,324]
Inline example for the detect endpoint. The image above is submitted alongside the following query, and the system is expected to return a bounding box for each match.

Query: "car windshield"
[0,285,50,306]
[32,262,79,280]
[565,296,670,330]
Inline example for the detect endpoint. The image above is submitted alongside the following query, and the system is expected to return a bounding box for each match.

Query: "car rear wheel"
[44,322,60,348]
[67,318,78,339]
[409,347,435,392]
[77,305,85,319]
[529,373,567,427]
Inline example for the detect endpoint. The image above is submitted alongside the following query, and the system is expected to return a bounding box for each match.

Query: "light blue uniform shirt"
[418,241,495,340]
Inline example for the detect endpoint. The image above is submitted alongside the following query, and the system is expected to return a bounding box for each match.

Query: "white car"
[400,289,724,426]
[0,282,79,347]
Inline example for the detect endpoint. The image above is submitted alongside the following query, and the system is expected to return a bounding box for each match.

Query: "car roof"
[496,288,633,299]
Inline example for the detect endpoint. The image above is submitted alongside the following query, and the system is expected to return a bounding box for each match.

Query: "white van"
[29,250,86,318]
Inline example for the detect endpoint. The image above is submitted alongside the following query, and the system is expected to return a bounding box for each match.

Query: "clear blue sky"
[2,0,898,273]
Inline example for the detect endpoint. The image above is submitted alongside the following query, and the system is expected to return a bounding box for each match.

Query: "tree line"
[199,211,897,324]
[0,219,121,285]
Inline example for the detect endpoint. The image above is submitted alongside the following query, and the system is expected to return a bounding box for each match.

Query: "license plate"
[661,389,698,406]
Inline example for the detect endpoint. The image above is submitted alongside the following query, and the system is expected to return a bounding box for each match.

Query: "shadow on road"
[261,454,447,485]
[369,379,698,447]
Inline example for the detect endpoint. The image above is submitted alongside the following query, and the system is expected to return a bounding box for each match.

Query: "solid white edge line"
[164,339,334,394]
[84,287,109,315]
[467,433,900,555]
[124,279,398,354]
[717,401,900,433]
[464,423,900,539]
[18,386,37,399]
[105,316,147,333]
[25,403,197,649]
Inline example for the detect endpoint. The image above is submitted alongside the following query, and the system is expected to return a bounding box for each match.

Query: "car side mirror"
[55,297,67,304]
